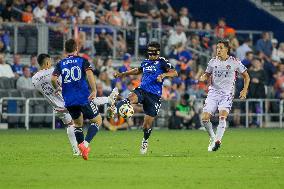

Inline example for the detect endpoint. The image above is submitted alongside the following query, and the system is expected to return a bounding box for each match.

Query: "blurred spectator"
[103,114,133,131]
[241,51,254,69]
[48,0,62,8]
[276,42,284,60]
[236,38,253,61]
[271,38,278,58]
[101,58,115,80]
[165,24,187,55]
[172,93,201,129]
[215,18,229,39]
[256,32,272,60]
[1,3,16,22]
[196,21,203,30]
[263,54,279,98]
[157,0,177,26]
[179,7,189,29]
[248,58,266,126]
[98,69,112,93]
[68,6,79,18]
[116,33,127,57]
[12,54,23,78]
[189,20,197,29]
[0,17,11,53]
[134,0,151,19]
[80,3,95,24]
[22,4,33,23]
[33,1,47,23]
[29,54,38,76]
[16,66,34,90]
[119,0,133,27]
[121,81,133,99]
[200,33,212,53]
[274,64,284,99]
[12,0,25,21]
[56,1,69,20]
[105,2,122,26]
[226,28,239,54]
[187,82,206,99]
[119,53,131,73]
[94,30,112,57]
[0,53,14,78]
[204,23,212,31]
[47,5,58,23]
[162,79,174,100]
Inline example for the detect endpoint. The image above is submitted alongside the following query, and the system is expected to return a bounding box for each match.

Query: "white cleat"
[73,147,81,156]
[208,137,216,152]
[108,87,119,106]
[140,139,148,155]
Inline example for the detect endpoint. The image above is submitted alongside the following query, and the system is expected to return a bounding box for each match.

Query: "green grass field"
[0,128,284,189]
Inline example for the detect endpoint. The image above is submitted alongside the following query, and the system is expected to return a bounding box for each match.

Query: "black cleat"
[212,140,221,151]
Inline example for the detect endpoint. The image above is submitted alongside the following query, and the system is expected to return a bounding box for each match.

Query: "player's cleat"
[73,151,81,156]
[140,139,148,154]
[212,140,221,152]
[108,87,119,106]
[107,105,117,118]
[78,142,90,160]
[208,137,216,152]
[72,147,81,156]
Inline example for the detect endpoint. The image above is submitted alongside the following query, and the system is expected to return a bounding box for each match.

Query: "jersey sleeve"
[82,58,92,72]
[205,59,214,74]
[52,63,61,76]
[160,57,174,71]
[236,60,247,73]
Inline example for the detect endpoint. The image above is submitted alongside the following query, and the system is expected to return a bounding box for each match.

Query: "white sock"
[216,119,226,142]
[92,97,109,105]
[84,141,89,148]
[203,121,215,139]
[66,125,79,153]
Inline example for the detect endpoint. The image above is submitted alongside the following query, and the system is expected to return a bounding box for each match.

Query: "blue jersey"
[139,57,174,97]
[53,55,92,107]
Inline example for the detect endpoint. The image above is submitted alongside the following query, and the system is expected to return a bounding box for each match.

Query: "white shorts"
[55,110,72,125]
[202,90,234,115]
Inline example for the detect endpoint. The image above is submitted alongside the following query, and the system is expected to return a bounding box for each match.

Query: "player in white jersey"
[32,54,118,155]
[199,39,250,152]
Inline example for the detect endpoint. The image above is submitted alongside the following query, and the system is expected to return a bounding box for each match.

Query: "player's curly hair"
[217,39,231,55]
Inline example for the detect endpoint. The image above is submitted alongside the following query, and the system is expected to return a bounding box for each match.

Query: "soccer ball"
[118,104,134,119]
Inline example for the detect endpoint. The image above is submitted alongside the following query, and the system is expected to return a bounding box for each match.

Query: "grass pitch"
[0,128,284,189]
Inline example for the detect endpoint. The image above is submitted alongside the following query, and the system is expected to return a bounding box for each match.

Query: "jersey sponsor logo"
[144,65,157,72]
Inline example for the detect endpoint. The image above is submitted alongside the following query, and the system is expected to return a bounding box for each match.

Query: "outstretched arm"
[240,71,250,99]
[157,69,178,82]
[114,68,142,78]
[86,69,97,101]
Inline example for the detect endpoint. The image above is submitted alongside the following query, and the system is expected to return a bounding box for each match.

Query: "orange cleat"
[78,142,91,160]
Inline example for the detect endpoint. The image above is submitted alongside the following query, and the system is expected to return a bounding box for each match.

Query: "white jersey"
[32,68,65,111]
[205,56,247,94]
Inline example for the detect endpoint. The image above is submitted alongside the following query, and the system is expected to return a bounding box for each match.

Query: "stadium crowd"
[0,0,284,128]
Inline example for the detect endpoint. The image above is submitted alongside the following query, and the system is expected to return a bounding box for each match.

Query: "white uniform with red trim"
[32,67,72,124]
[203,56,247,114]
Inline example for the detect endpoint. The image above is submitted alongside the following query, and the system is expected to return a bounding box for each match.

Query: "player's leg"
[92,87,119,106]
[140,91,161,154]
[201,93,218,151]
[78,101,101,160]
[56,111,80,155]
[66,106,85,145]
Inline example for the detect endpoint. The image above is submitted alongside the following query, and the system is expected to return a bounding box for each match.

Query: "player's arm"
[114,68,142,78]
[240,71,250,99]
[86,67,97,101]
[51,63,62,93]
[199,72,211,82]
[157,69,178,82]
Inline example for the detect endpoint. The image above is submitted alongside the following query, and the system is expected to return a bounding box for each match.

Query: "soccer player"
[199,39,250,152]
[51,39,111,160]
[113,41,178,154]
[32,53,118,156]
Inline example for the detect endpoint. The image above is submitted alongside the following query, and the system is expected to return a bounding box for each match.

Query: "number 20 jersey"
[53,55,92,107]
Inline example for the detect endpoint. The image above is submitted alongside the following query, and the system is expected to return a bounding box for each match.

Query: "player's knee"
[201,113,210,122]
[91,115,102,126]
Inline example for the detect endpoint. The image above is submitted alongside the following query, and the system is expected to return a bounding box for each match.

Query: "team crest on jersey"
[226,65,231,70]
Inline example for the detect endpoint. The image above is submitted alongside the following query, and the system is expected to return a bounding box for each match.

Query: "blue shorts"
[66,101,99,120]
[133,88,161,117]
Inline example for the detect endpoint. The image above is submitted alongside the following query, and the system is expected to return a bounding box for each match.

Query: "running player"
[51,39,112,160]
[113,41,178,154]
[199,39,250,152]
[32,53,118,156]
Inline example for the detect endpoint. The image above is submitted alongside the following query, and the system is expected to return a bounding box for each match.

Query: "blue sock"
[74,127,84,144]
[143,128,152,140]
[116,98,130,114]
[85,123,99,143]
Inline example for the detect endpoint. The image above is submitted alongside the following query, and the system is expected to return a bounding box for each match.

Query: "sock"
[85,123,99,143]
[84,141,89,148]
[202,121,215,139]
[74,127,84,144]
[216,119,226,142]
[143,128,152,141]
[66,125,79,153]
[92,97,109,106]
[116,98,131,113]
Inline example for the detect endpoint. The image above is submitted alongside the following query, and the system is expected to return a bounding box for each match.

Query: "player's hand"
[239,89,248,99]
[114,72,123,78]
[199,74,207,82]
[88,91,96,101]
[157,74,164,82]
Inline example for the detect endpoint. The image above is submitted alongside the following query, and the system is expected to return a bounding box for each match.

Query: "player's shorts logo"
[226,65,231,70]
